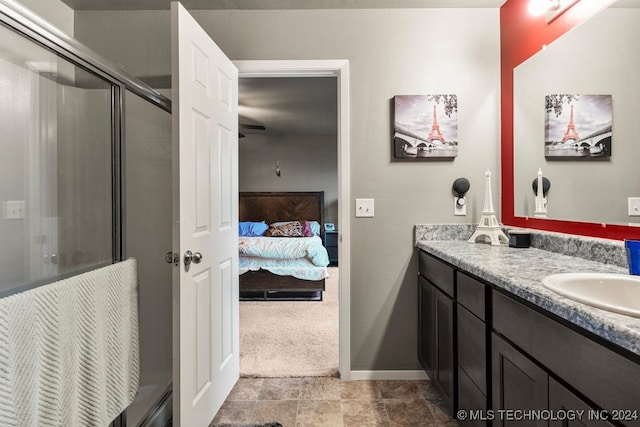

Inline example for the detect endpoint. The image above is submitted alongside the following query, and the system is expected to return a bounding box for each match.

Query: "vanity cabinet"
[418,251,456,414]
[418,248,640,427]
[493,290,639,427]
[418,251,491,422]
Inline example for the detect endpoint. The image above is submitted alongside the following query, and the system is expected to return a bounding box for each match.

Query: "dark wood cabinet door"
[418,274,435,376]
[458,305,487,395]
[435,285,455,414]
[418,273,455,415]
[458,367,488,427]
[549,379,615,427]
[492,333,548,427]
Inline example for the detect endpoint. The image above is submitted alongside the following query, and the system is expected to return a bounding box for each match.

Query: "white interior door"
[171,2,239,425]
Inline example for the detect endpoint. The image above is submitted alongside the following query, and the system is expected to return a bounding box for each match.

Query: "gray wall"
[75,8,501,371]
[239,133,338,226]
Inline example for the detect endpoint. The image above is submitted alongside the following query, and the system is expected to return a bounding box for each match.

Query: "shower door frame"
[0,1,174,425]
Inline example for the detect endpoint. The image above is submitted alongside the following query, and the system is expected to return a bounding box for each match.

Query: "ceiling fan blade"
[239,124,266,131]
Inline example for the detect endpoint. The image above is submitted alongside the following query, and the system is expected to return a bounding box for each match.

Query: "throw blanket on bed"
[239,236,329,267]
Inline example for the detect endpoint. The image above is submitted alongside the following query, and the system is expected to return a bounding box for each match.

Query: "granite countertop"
[416,240,640,357]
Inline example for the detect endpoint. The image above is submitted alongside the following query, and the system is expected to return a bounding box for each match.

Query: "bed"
[239,191,330,301]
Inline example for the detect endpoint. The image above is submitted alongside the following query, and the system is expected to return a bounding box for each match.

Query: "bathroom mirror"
[513,0,640,226]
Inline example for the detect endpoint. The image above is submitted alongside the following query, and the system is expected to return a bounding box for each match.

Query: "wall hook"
[275,160,281,177]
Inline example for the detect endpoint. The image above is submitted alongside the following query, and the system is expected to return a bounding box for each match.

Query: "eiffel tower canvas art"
[393,94,458,160]
[544,94,612,159]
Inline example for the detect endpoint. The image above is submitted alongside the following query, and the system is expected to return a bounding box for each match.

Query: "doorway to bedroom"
[236,65,345,378]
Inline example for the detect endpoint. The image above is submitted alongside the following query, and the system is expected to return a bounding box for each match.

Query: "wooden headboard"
[239,192,324,225]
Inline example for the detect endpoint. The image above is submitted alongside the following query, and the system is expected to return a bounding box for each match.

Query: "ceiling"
[58,0,505,136]
[61,0,506,10]
[239,77,337,136]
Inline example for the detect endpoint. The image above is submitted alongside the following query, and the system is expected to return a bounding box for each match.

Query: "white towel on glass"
[0,259,139,427]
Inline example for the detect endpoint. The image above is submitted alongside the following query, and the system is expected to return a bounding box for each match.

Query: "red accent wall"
[500,0,638,240]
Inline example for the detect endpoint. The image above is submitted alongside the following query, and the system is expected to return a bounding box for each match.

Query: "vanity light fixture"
[528,0,580,23]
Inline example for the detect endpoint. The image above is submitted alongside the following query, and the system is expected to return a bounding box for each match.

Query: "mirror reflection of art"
[544,94,612,159]
[393,94,458,160]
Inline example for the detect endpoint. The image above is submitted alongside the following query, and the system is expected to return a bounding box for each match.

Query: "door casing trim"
[234,59,351,379]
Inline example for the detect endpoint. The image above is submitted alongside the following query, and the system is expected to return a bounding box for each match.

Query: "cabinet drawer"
[457,272,487,321]
[418,250,454,298]
[493,291,640,426]
[458,305,487,395]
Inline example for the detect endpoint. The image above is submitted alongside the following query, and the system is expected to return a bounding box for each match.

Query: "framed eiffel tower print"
[544,94,612,160]
[393,94,458,161]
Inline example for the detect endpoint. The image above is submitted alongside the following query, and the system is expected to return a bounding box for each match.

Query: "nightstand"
[324,231,338,266]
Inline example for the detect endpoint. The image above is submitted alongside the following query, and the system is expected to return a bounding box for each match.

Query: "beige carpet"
[239,267,339,378]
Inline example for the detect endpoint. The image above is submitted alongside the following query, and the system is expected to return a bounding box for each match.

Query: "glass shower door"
[1,4,175,424]
[0,24,115,297]
[124,89,173,426]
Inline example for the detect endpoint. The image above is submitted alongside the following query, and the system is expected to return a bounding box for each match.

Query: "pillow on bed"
[308,221,321,236]
[270,220,320,236]
[239,221,269,237]
[265,220,313,237]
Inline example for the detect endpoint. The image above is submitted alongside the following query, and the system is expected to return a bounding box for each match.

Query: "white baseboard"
[348,370,429,381]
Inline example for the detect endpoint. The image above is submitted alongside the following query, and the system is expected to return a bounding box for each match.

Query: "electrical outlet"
[3,200,26,220]
[629,197,640,217]
[355,198,375,218]
[454,196,467,216]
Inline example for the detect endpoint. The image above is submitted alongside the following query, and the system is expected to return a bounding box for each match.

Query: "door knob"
[183,250,203,267]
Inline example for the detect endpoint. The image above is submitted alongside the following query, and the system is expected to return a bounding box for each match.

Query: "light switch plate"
[629,197,640,217]
[3,200,25,220]
[355,198,374,218]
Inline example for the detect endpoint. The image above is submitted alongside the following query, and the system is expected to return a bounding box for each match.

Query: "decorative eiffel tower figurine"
[468,169,508,246]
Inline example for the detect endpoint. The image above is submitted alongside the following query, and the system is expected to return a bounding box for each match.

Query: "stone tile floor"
[209,377,459,426]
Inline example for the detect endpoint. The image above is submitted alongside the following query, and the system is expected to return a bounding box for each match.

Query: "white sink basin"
[542,273,640,318]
